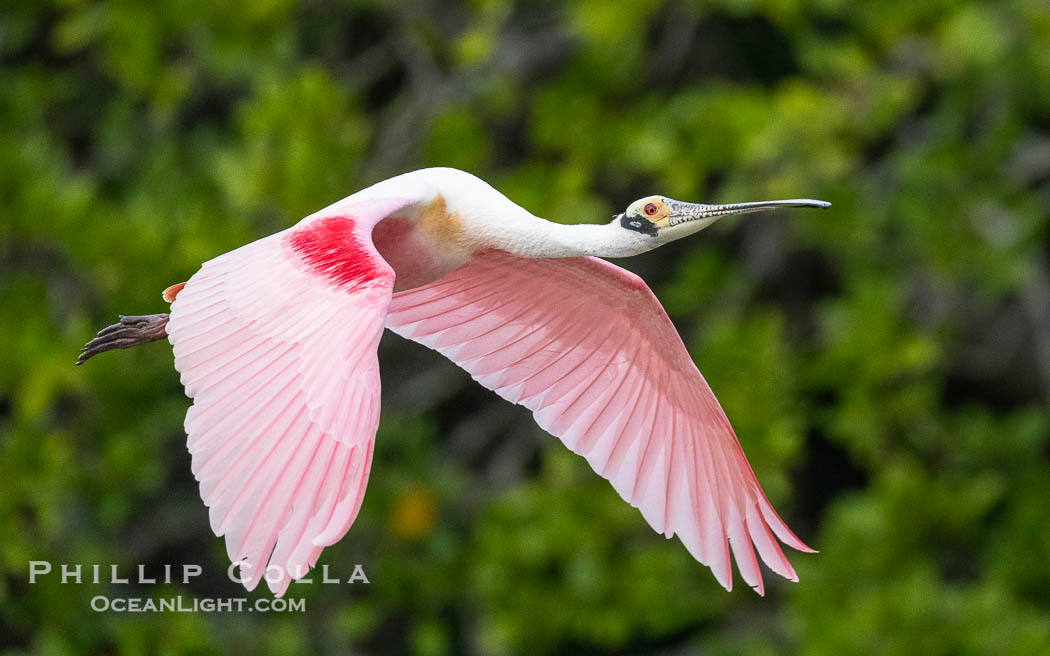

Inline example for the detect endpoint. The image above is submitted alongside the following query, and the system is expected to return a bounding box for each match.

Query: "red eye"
[644,203,658,216]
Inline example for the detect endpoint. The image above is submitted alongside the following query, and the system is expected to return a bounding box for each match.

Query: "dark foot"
[76,313,171,365]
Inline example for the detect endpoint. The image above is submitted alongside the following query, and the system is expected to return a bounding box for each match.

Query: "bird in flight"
[78,168,829,596]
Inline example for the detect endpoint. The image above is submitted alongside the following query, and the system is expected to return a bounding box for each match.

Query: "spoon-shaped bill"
[666,198,831,226]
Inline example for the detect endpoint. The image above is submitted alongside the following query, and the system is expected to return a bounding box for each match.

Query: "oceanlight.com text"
[90,596,306,613]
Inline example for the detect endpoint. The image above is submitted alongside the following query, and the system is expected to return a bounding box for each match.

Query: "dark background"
[2,0,1050,653]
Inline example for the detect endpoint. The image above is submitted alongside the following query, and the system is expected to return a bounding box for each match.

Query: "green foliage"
[2,0,1049,653]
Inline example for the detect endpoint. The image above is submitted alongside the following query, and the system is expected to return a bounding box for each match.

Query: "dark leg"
[76,313,171,365]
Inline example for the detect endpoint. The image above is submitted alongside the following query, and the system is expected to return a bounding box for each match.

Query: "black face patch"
[619,212,658,236]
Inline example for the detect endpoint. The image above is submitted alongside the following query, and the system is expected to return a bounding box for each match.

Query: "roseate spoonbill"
[78,167,829,596]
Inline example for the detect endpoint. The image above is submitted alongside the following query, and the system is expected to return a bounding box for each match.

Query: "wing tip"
[714,569,732,592]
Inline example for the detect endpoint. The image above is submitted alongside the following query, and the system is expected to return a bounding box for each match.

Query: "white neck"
[353,168,666,260]
[491,219,660,259]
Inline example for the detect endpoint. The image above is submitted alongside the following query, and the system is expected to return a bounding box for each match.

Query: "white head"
[475,185,833,259]
[614,195,832,251]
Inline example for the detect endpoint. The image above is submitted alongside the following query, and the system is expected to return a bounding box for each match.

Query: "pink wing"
[166,197,414,596]
[386,251,813,594]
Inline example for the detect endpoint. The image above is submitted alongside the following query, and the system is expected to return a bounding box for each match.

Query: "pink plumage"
[388,252,814,594]
[167,196,412,595]
[123,168,828,596]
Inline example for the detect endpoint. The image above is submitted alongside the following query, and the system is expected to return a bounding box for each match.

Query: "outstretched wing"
[386,251,813,594]
[166,197,415,596]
